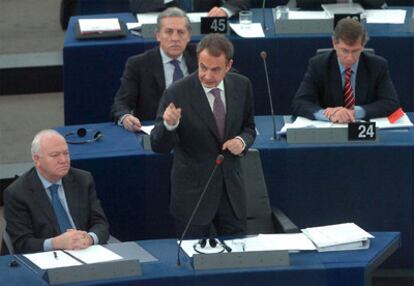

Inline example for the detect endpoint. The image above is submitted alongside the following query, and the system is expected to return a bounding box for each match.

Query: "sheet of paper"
[187,12,208,23]
[226,233,316,252]
[24,250,82,269]
[364,9,406,24]
[371,113,413,129]
[136,13,158,24]
[229,23,265,38]
[141,125,154,135]
[287,11,330,20]
[278,116,347,135]
[127,22,141,30]
[65,245,122,264]
[78,18,121,33]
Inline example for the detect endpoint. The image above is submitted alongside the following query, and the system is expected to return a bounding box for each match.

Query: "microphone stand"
[260,51,279,140]
[177,155,224,266]
[262,0,268,31]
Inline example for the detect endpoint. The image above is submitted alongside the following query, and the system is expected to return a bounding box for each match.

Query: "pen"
[53,251,58,259]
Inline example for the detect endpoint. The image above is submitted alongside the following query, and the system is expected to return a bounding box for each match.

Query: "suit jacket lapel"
[153,48,166,93]
[223,76,237,140]
[329,54,345,107]
[29,169,60,233]
[62,172,80,229]
[355,54,368,105]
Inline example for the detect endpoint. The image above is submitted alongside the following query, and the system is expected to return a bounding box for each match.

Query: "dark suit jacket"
[129,0,178,13]
[193,0,250,15]
[4,167,109,254]
[292,51,400,120]
[111,46,197,122]
[150,72,256,225]
[129,0,250,15]
[293,0,385,10]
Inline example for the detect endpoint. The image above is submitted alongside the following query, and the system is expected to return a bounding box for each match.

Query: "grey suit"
[111,46,197,122]
[4,167,109,254]
[292,51,400,120]
[150,72,256,235]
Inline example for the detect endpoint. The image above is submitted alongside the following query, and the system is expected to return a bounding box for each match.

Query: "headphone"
[193,238,232,254]
[64,128,102,144]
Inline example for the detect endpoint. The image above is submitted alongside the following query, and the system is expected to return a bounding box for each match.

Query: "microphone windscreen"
[260,51,267,60]
[215,154,224,165]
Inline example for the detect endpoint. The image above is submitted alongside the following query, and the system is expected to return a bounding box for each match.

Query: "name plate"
[201,17,228,34]
[348,122,377,141]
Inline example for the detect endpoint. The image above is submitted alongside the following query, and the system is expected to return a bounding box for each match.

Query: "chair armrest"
[271,207,300,234]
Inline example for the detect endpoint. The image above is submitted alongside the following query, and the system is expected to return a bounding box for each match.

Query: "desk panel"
[63,8,414,124]
[0,232,400,286]
[57,115,414,268]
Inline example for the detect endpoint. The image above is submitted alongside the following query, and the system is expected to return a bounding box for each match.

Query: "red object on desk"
[388,107,404,124]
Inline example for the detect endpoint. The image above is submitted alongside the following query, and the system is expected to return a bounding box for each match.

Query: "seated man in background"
[4,129,109,254]
[130,0,250,17]
[111,7,197,132]
[289,0,386,10]
[292,18,399,123]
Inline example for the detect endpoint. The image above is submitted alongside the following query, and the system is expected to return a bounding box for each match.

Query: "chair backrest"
[240,149,277,234]
[316,47,375,55]
[0,206,14,255]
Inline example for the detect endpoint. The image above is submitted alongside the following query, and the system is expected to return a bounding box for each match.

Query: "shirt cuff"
[354,106,366,120]
[88,232,99,245]
[220,7,233,18]
[235,136,246,151]
[163,119,179,131]
[44,238,53,251]
[314,110,330,121]
[118,114,131,127]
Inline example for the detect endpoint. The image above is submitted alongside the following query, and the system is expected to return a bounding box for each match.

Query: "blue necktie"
[49,184,72,233]
[170,59,184,82]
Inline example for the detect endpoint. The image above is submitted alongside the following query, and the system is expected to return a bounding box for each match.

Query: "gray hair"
[156,7,192,33]
[333,18,368,46]
[31,129,64,156]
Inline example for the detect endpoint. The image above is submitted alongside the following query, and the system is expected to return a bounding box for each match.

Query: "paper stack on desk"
[302,223,374,252]
[78,18,121,34]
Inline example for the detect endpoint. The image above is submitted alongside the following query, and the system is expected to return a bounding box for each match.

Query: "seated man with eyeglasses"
[292,18,399,123]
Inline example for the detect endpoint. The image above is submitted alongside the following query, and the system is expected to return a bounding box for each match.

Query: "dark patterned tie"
[344,68,355,109]
[210,88,226,140]
[170,59,184,82]
[49,184,72,233]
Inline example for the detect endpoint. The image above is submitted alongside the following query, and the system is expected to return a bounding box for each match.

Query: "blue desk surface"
[63,8,414,124]
[0,232,400,286]
[55,115,414,268]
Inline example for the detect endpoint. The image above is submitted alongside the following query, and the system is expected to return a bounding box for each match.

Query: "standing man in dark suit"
[130,0,250,17]
[111,7,197,132]
[4,130,109,254]
[151,34,256,237]
[292,18,399,123]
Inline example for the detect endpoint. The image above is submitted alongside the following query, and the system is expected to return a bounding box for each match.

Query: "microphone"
[177,154,224,266]
[262,0,268,31]
[260,51,278,140]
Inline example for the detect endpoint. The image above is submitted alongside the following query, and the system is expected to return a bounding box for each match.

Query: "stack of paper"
[302,223,374,252]
[78,18,121,34]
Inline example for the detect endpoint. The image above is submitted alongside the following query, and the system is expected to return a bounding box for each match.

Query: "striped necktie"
[344,68,355,109]
[210,88,226,140]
